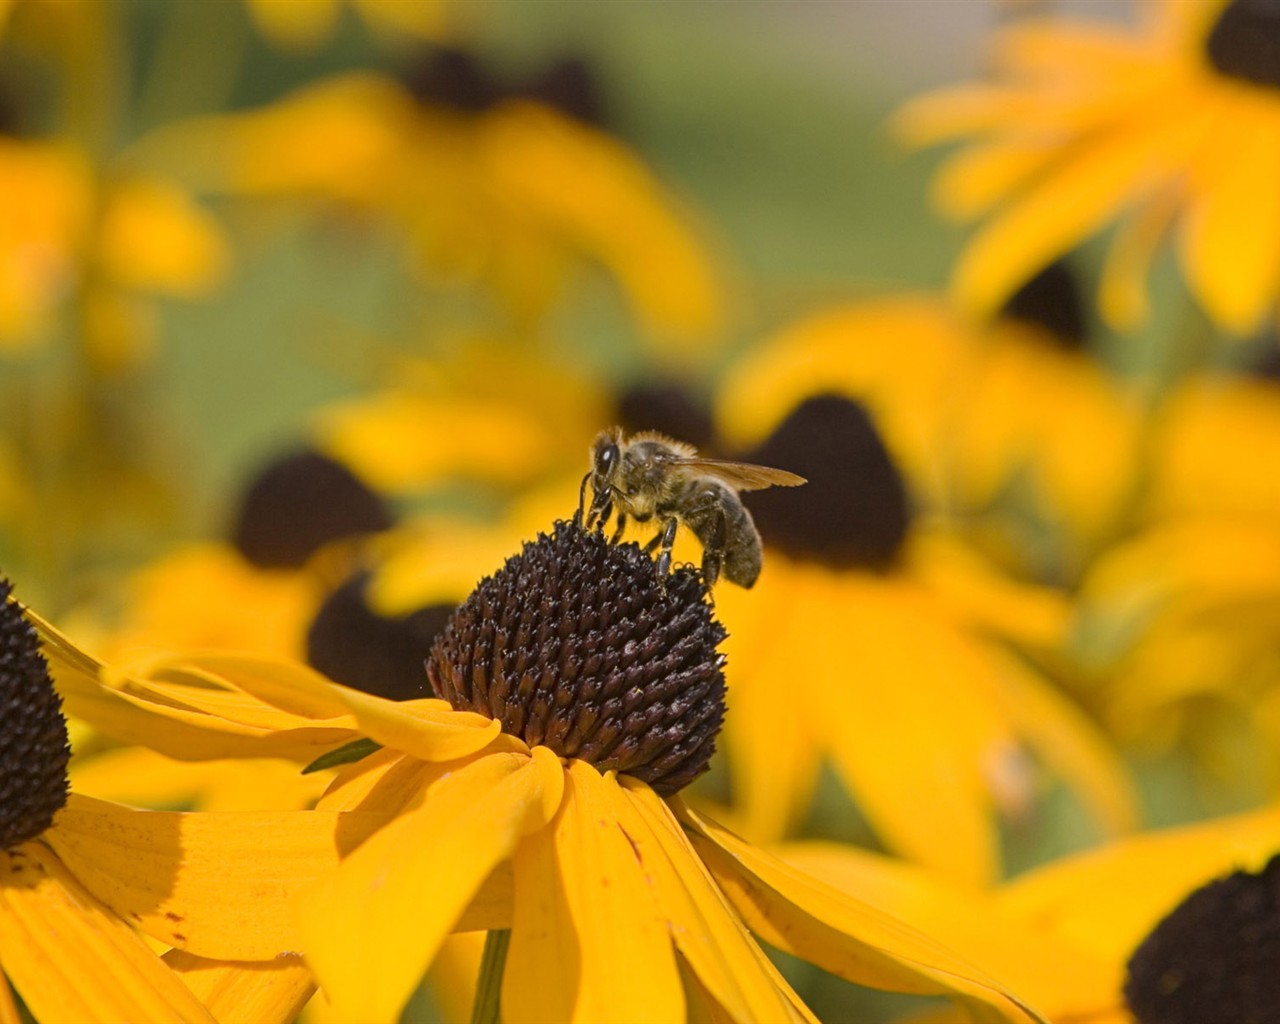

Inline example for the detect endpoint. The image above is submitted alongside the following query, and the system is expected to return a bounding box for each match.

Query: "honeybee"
[579,427,806,588]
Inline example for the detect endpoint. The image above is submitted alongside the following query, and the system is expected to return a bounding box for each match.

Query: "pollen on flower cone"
[427,519,727,794]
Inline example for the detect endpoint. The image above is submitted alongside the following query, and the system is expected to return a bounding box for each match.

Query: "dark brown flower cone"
[0,580,71,851]
[427,520,727,795]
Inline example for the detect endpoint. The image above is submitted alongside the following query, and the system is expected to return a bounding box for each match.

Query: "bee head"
[589,428,623,508]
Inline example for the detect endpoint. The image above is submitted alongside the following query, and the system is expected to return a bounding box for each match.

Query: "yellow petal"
[297,748,564,1023]
[931,141,1057,222]
[504,762,683,1024]
[612,781,801,1023]
[0,974,17,1024]
[1098,187,1179,330]
[815,574,1007,886]
[777,842,1115,1019]
[998,803,1280,967]
[242,0,338,50]
[44,794,386,960]
[677,802,1047,1024]
[1179,98,1280,334]
[163,950,315,1024]
[96,177,228,296]
[158,652,504,763]
[0,843,216,1023]
[952,94,1206,318]
[987,648,1138,837]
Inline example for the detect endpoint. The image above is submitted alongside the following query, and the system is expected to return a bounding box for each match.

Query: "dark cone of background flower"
[617,380,716,452]
[0,581,70,851]
[1124,855,1280,1024]
[427,520,727,794]
[999,260,1087,349]
[230,449,393,569]
[742,394,911,571]
[307,574,453,702]
[1207,0,1280,90]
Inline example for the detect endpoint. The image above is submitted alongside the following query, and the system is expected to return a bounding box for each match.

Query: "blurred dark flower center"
[230,449,392,570]
[1124,854,1280,1024]
[401,46,606,126]
[741,394,911,572]
[0,580,71,852]
[1206,0,1280,89]
[999,260,1087,350]
[427,519,726,795]
[617,380,716,452]
[306,574,453,702]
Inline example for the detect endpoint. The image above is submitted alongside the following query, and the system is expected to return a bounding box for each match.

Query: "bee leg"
[610,511,628,544]
[593,497,613,534]
[654,517,679,583]
[575,471,593,527]
[701,505,726,588]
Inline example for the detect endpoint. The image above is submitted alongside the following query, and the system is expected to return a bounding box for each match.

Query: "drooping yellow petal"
[714,575,821,841]
[998,803,1280,967]
[297,748,564,1024]
[815,573,1009,886]
[777,841,1115,1019]
[0,843,216,1024]
[504,762,683,1024]
[45,794,385,960]
[677,801,1047,1024]
[951,93,1206,318]
[242,0,339,50]
[611,781,802,1023]
[1179,97,1280,335]
[70,746,331,812]
[162,950,315,1024]
[150,652,505,763]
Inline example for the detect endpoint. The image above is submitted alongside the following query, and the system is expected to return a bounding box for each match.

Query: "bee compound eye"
[600,444,619,471]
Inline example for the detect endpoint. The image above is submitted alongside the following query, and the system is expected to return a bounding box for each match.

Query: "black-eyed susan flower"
[0,579,313,1023]
[41,520,1043,1023]
[714,272,1142,577]
[73,447,392,664]
[779,801,1280,1023]
[707,391,1136,886]
[895,0,1280,335]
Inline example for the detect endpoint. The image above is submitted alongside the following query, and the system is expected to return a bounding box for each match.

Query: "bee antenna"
[575,470,593,526]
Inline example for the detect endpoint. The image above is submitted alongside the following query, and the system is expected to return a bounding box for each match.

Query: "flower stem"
[470,928,511,1024]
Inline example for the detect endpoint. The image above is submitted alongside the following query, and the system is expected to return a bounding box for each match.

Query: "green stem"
[470,929,511,1024]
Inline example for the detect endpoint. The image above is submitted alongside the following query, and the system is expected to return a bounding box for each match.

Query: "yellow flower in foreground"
[0,581,312,1024]
[895,0,1280,334]
[40,522,1042,1023]
[780,802,1280,1022]
[709,390,1134,886]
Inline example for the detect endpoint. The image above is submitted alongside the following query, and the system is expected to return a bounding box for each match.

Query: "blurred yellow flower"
[242,0,451,52]
[1072,513,1280,791]
[707,392,1135,887]
[140,67,727,360]
[896,0,1280,334]
[0,135,227,369]
[715,281,1141,575]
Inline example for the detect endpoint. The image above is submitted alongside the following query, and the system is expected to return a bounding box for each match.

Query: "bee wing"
[675,458,807,491]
